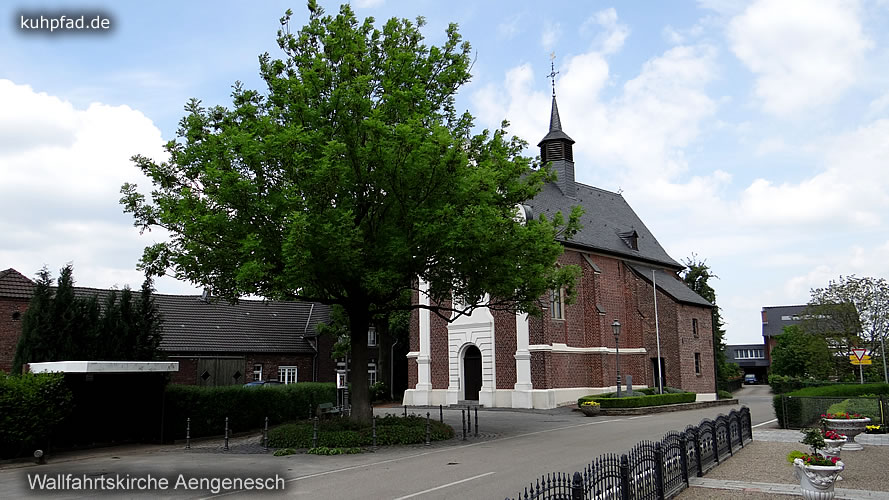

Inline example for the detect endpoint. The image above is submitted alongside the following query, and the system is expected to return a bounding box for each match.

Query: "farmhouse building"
[403,95,716,409]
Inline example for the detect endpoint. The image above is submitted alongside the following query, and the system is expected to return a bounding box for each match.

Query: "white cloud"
[727,0,873,116]
[0,79,180,292]
[581,8,629,55]
[541,21,560,51]
[352,0,385,8]
[497,14,522,40]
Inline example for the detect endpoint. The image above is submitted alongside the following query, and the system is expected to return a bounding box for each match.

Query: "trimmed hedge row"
[768,374,848,395]
[164,383,336,440]
[267,414,454,448]
[577,392,696,408]
[0,372,73,458]
[772,383,889,428]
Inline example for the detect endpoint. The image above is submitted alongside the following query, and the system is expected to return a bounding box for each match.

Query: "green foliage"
[770,325,833,379]
[825,398,881,421]
[120,3,582,423]
[0,372,73,457]
[577,392,695,408]
[163,382,335,439]
[307,446,361,455]
[800,428,826,454]
[717,390,734,400]
[786,383,889,397]
[786,450,807,463]
[772,383,889,428]
[12,265,163,374]
[369,381,388,402]
[273,447,297,456]
[268,414,453,448]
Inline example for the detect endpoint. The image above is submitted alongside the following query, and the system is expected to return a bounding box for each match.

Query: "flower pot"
[823,418,870,451]
[793,458,844,500]
[819,438,846,460]
[579,406,600,417]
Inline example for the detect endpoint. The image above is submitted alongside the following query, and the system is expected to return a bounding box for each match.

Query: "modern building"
[402,94,716,409]
[761,304,808,364]
[726,343,768,383]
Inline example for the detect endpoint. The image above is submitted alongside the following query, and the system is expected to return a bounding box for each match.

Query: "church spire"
[538,53,576,197]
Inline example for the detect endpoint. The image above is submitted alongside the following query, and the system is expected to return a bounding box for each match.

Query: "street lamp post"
[612,319,622,398]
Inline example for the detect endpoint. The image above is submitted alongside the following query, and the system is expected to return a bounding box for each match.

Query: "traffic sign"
[852,358,873,365]
[852,348,867,361]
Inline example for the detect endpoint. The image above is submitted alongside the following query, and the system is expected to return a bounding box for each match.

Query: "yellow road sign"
[851,358,873,365]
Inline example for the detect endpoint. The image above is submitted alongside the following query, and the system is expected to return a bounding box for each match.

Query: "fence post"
[654,442,665,499]
[440,404,443,423]
[312,417,319,448]
[571,471,583,500]
[426,412,431,446]
[781,396,788,429]
[263,416,269,450]
[467,406,472,435]
[474,407,478,437]
[881,395,886,426]
[692,428,703,477]
[404,405,407,418]
[461,409,466,441]
[223,417,229,451]
[679,432,689,486]
[185,417,191,450]
[372,416,377,448]
[619,454,630,500]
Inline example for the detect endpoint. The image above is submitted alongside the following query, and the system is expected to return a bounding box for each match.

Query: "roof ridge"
[573,182,621,197]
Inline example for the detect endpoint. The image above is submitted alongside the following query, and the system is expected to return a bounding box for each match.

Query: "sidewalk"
[678,430,889,499]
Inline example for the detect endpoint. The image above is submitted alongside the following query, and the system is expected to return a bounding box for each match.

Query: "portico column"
[415,279,432,404]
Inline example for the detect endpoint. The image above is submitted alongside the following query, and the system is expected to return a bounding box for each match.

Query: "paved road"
[1,390,771,499]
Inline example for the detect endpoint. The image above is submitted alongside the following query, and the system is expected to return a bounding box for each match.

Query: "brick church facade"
[402,95,716,409]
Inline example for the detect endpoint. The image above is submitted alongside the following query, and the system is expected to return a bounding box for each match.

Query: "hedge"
[768,374,842,394]
[0,372,73,458]
[163,383,335,440]
[577,392,696,408]
[267,414,454,448]
[772,383,889,428]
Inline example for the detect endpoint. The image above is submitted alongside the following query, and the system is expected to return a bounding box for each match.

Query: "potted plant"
[820,430,847,460]
[821,412,871,451]
[579,400,601,417]
[788,428,845,500]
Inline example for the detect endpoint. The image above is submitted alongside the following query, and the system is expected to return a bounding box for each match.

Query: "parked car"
[243,380,283,387]
[744,374,757,385]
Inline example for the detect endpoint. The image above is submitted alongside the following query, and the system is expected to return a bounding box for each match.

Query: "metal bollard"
[185,417,191,450]
[312,417,319,448]
[223,417,230,451]
[425,412,431,446]
[440,404,443,423]
[467,406,472,435]
[474,407,478,437]
[372,416,377,448]
[461,409,466,441]
[404,405,407,418]
[263,416,269,450]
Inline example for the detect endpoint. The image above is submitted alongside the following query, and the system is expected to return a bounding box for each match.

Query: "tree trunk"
[348,308,372,425]
[377,318,392,399]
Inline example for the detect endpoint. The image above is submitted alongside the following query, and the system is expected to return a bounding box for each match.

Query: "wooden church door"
[463,345,482,400]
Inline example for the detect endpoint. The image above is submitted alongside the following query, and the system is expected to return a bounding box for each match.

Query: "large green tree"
[120,3,580,423]
[805,275,889,381]
[769,325,832,379]
[681,256,739,389]
[11,265,164,375]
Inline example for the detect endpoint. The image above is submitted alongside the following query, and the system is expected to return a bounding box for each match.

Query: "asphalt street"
[0,385,776,499]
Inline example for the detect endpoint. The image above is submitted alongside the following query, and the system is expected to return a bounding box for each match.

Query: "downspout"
[390,337,399,400]
[304,304,316,381]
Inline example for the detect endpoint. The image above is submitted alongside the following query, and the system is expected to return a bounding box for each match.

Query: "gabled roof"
[762,304,808,337]
[627,263,712,307]
[527,183,682,269]
[0,268,35,299]
[67,286,330,354]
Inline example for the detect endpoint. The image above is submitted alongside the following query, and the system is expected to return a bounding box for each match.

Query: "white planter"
[819,438,846,460]
[793,458,844,500]
[823,418,870,451]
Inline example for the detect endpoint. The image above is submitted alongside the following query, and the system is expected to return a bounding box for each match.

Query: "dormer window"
[619,230,639,250]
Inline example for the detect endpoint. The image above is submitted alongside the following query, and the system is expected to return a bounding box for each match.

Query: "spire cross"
[546,52,559,97]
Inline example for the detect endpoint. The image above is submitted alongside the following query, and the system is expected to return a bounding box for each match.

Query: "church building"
[403,93,716,409]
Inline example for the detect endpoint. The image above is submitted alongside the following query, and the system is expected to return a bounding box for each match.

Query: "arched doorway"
[463,345,482,401]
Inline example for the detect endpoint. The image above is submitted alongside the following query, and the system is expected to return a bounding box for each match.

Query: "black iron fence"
[775,395,888,429]
[506,406,752,500]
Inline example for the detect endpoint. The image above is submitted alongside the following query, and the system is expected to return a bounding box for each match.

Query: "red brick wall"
[168,353,315,385]
[676,303,716,393]
[0,297,28,374]
[493,308,517,389]
[170,357,197,384]
[430,299,450,390]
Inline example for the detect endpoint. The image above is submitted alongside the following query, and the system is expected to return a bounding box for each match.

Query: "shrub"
[163,383,336,440]
[773,383,889,428]
[825,399,881,421]
[717,390,733,400]
[268,414,454,448]
[307,446,361,455]
[0,372,73,458]
[273,448,297,456]
[577,392,695,409]
[369,382,389,402]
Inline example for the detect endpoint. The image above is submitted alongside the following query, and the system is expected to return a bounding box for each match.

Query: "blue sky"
[3,0,889,344]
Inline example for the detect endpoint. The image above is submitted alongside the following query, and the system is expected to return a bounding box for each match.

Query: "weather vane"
[546,52,559,96]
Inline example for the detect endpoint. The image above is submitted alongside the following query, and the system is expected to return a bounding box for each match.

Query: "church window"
[692,318,698,338]
[550,288,565,320]
[694,353,701,375]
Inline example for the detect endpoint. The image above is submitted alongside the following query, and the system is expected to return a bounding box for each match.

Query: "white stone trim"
[528,343,648,354]
[406,351,420,359]
[28,361,179,373]
[403,385,669,410]
[447,298,495,405]
[696,392,717,402]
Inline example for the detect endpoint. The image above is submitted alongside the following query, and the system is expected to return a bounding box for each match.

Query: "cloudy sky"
[2,0,889,344]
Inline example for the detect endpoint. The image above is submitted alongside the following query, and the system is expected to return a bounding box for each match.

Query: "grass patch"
[268,414,454,448]
[577,392,695,408]
[307,446,361,455]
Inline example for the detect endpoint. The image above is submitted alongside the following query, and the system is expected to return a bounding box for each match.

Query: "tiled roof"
[527,183,682,269]
[63,285,331,354]
[0,268,36,299]
[762,305,807,337]
[627,263,712,307]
